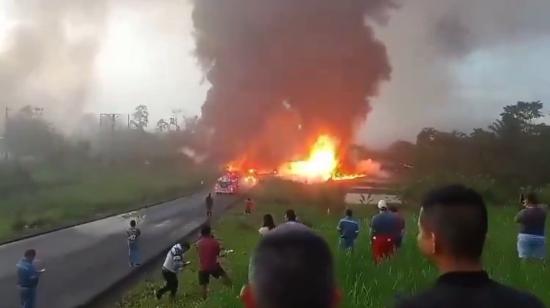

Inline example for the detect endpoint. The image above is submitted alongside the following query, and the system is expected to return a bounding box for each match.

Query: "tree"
[131,105,149,131]
[157,119,170,133]
[5,106,62,158]
[490,101,543,137]
[169,116,180,131]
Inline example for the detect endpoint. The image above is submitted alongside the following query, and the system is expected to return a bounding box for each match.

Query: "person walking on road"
[127,220,141,267]
[16,249,43,308]
[197,225,232,300]
[156,242,190,300]
[205,193,214,218]
[515,192,546,261]
[370,200,399,264]
[337,209,360,251]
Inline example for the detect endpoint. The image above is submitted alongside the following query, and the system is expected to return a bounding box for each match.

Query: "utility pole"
[99,113,122,162]
[4,106,9,160]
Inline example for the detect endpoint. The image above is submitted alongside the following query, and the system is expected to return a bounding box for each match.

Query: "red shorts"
[372,235,395,264]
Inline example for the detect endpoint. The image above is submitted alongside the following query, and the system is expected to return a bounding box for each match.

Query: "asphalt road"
[0,191,239,308]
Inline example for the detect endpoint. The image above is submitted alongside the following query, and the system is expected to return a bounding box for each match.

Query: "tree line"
[386,101,550,202]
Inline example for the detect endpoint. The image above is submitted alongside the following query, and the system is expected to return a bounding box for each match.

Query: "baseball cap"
[377,199,388,210]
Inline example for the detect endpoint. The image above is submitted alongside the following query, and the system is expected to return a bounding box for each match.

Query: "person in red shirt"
[197,225,231,299]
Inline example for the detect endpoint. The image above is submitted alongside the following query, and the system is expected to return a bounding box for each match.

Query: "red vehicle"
[215,172,240,194]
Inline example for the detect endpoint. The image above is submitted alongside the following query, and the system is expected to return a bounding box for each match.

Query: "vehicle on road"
[215,172,240,194]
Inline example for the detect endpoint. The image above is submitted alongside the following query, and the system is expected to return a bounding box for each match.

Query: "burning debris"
[191,0,395,181]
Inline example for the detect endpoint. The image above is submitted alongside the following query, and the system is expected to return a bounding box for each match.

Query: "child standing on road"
[127,220,141,267]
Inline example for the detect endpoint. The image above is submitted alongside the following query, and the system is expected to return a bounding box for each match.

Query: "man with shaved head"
[241,226,340,308]
[397,185,543,308]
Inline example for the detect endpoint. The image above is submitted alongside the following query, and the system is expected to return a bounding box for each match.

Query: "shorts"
[199,264,226,285]
[518,233,545,259]
[372,235,395,264]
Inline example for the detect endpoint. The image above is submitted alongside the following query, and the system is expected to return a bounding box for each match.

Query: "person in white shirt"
[155,242,190,300]
[258,214,276,236]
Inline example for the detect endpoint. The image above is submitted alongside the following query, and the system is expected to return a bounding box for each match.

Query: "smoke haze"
[0,0,549,149]
[361,0,550,146]
[0,0,107,130]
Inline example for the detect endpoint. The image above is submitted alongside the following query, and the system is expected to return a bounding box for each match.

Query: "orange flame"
[277,135,365,183]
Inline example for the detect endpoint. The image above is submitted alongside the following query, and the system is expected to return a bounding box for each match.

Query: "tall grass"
[0,162,215,242]
[119,181,550,307]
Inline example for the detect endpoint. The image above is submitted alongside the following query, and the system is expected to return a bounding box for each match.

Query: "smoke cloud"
[192,0,395,165]
[0,0,108,131]
[361,0,550,147]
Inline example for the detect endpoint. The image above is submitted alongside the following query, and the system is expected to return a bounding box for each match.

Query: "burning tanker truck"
[218,135,384,187]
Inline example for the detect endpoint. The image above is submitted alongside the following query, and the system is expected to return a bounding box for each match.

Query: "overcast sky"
[1,0,549,147]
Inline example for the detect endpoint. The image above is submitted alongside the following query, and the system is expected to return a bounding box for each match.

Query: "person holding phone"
[16,249,44,308]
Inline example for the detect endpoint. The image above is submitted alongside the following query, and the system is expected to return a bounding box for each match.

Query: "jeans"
[339,238,355,250]
[518,233,545,260]
[19,287,36,308]
[128,242,140,266]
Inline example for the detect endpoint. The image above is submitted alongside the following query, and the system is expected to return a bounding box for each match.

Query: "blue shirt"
[371,211,399,236]
[337,217,359,239]
[16,258,39,288]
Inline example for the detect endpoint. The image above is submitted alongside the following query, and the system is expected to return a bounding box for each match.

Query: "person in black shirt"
[205,193,214,218]
[240,227,341,308]
[396,185,544,308]
[515,192,546,260]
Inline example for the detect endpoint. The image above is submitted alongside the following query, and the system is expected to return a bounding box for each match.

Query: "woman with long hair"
[258,214,276,236]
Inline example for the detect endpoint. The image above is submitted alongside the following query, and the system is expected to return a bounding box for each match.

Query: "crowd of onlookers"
[15,185,547,307]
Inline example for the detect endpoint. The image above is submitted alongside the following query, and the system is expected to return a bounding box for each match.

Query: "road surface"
[0,191,239,308]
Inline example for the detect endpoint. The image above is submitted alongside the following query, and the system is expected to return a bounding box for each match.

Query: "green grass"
[118,181,550,307]
[0,162,215,242]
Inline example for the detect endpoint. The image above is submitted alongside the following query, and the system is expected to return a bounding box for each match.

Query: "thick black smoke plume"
[192,0,395,165]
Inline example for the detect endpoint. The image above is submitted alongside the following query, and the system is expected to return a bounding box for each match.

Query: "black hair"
[389,205,399,213]
[181,242,191,251]
[345,208,353,217]
[263,214,276,230]
[420,184,487,260]
[24,249,36,259]
[201,225,212,236]
[130,220,136,227]
[285,209,296,221]
[252,229,335,308]
[526,192,539,205]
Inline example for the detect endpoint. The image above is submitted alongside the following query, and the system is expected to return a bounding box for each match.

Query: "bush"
[400,173,513,206]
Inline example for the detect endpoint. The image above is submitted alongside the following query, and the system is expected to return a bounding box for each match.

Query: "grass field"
[0,162,214,242]
[117,180,550,308]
